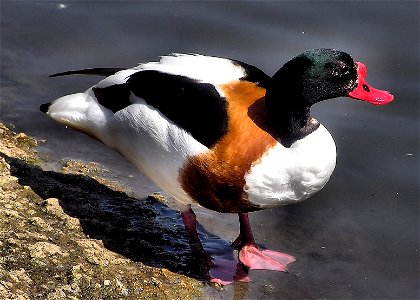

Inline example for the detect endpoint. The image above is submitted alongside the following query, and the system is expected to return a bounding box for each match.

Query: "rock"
[28,242,68,259]
[29,216,53,231]
[0,123,203,299]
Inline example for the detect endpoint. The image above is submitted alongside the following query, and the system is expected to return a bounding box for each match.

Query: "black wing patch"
[93,84,131,113]
[126,70,228,148]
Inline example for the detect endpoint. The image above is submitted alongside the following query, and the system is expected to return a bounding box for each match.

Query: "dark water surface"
[1,1,419,299]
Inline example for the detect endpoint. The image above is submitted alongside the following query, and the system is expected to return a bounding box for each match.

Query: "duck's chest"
[244,124,337,208]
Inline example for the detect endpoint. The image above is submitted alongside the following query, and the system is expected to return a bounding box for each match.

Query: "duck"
[40,48,394,284]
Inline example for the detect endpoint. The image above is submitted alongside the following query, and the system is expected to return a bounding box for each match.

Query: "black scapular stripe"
[126,70,228,148]
[93,84,131,113]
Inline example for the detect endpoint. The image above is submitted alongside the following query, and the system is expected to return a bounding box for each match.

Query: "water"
[1,1,419,299]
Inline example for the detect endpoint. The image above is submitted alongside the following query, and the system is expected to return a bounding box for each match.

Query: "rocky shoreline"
[0,123,203,299]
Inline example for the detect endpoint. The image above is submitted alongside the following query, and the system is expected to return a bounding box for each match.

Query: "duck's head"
[265,48,394,146]
[267,48,394,107]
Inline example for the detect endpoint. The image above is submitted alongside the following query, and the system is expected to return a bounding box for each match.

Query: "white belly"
[106,100,208,209]
[244,124,337,208]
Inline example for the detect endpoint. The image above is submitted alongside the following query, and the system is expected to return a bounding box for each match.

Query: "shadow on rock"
[1,152,222,281]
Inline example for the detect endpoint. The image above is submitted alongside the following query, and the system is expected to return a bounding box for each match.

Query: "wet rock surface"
[0,123,203,299]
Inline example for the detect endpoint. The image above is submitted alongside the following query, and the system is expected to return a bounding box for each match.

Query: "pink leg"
[181,207,248,284]
[233,213,296,271]
[181,207,206,255]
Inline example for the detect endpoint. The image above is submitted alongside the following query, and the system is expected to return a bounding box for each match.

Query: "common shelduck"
[41,49,394,284]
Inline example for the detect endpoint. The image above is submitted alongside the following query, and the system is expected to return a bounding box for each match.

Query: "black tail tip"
[40,102,51,113]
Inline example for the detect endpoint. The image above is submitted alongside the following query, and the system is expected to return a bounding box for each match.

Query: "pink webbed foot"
[238,244,295,271]
[191,249,249,284]
[234,213,296,272]
[208,256,249,285]
[182,209,295,284]
[181,208,248,285]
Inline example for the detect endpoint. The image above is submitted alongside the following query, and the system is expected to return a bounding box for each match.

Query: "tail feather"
[49,68,125,78]
[40,102,51,113]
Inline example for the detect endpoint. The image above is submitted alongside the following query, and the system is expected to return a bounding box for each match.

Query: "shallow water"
[1,1,419,299]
